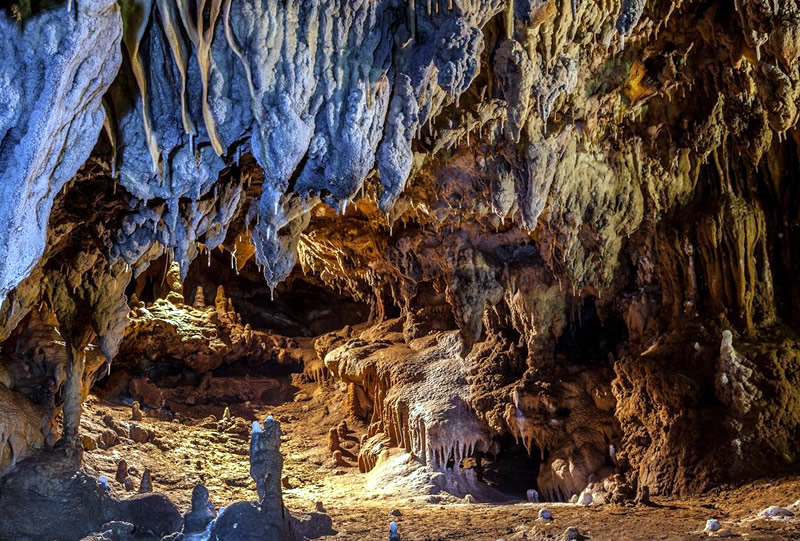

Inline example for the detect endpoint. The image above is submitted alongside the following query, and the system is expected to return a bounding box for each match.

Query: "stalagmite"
[139,468,153,493]
[60,345,85,448]
[328,427,340,452]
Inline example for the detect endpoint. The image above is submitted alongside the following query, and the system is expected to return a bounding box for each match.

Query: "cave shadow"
[469,434,545,502]
[291,512,337,539]
[1,0,65,22]
[555,296,627,366]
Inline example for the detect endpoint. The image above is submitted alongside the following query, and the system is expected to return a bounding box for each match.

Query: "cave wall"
[1,0,800,498]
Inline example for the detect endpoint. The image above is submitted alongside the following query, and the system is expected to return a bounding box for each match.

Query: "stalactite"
[121,0,161,173]
[409,0,416,40]
[223,0,259,125]
[156,0,196,139]
[504,0,514,39]
[102,98,117,179]
[177,0,225,157]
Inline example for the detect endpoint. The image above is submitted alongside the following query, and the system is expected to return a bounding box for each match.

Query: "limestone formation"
[250,416,285,509]
[183,484,216,534]
[1,0,800,537]
[328,427,340,453]
[139,467,152,494]
[130,401,142,421]
[210,416,295,540]
[0,0,121,306]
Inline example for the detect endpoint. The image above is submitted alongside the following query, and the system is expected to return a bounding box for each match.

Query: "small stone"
[100,521,135,537]
[315,501,325,513]
[281,475,292,489]
[222,406,232,421]
[341,440,357,450]
[538,509,553,520]
[390,509,402,516]
[704,519,721,533]
[760,506,794,518]
[129,424,151,443]
[463,494,475,504]
[98,428,118,449]
[81,435,98,451]
[564,526,588,541]
[426,495,441,504]
[123,477,134,492]
[577,488,593,506]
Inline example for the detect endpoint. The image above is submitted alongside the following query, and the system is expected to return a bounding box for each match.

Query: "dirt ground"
[81,376,800,541]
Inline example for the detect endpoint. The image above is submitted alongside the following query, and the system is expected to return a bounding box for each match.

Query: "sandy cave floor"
[80,377,800,541]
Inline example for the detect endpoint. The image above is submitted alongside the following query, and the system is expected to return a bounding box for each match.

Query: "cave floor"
[80,377,800,541]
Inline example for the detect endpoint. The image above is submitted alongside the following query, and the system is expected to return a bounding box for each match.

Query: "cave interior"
[1,0,800,539]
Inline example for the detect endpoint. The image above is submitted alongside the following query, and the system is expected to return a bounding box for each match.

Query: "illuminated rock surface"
[2,0,800,538]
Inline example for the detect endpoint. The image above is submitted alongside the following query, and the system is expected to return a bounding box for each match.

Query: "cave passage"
[555,296,628,365]
[468,434,546,501]
[127,253,371,338]
[103,254,375,418]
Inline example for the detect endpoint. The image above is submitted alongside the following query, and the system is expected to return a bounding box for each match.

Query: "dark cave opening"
[185,251,371,337]
[124,250,371,338]
[464,434,546,501]
[556,296,628,365]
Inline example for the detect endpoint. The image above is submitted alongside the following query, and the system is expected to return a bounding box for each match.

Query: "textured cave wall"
[0,0,800,500]
[0,0,122,305]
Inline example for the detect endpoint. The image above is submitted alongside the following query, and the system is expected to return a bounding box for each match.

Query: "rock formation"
[211,416,295,540]
[1,0,800,536]
[183,484,217,534]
